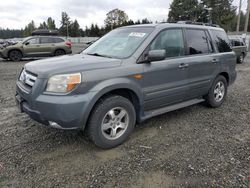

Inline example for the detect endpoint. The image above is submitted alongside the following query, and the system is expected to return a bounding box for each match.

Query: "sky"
[0,0,247,29]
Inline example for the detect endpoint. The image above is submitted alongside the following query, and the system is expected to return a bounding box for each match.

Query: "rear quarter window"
[211,30,232,53]
[53,38,64,43]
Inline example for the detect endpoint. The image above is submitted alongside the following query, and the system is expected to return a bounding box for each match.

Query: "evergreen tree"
[168,0,201,22]
[23,20,36,37]
[47,17,56,29]
[59,12,71,36]
[200,0,236,31]
[70,19,80,37]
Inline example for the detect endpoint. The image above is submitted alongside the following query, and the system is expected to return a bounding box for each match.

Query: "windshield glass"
[83,27,154,59]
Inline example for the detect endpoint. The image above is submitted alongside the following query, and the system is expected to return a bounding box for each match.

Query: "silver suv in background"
[229,37,247,64]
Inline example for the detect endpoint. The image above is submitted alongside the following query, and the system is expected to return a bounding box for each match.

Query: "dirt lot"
[0,49,249,187]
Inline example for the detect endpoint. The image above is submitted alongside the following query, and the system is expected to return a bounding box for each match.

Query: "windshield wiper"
[87,53,112,58]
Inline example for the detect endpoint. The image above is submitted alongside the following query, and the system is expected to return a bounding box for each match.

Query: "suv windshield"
[84,27,154,59]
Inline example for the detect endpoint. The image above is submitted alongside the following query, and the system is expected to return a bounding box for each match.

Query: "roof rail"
[177,21,220,28]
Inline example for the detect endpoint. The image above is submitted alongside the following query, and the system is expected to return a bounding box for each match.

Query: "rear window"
[54,38,64,43]
[185,29,210,55]
[212,30,232,53]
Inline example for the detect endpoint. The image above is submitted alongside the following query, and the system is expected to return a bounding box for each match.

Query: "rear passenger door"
[142,28,189,110]
[183,29,220,99]
[39,37,54,55]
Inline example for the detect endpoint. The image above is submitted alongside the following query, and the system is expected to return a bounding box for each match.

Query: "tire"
[9,50,22,61]
[237,53,244,64]
[54,49,66,56]
[87,95,136,149]
[205,75,228,108]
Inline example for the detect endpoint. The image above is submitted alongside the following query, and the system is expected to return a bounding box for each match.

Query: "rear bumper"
[66,49,72,54]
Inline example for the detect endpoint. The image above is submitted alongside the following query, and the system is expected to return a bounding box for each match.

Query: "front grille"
[19,69,37,89]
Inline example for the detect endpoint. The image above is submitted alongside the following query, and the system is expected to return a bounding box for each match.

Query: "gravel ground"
[0,50,249,187]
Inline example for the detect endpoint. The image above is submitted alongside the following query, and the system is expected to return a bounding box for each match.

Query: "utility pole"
[244,0,250,33]
[236,0,242,33]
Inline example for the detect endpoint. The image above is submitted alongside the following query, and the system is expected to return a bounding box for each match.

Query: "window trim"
[137,27,186,63]
[183,28,213,57]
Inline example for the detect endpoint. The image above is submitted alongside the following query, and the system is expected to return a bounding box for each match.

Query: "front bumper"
[16,82,96,130]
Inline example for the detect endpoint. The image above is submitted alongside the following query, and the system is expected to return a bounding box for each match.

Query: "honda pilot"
[16,23,237,148]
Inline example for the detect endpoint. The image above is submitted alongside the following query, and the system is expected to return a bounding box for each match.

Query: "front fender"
[81,77,143,129]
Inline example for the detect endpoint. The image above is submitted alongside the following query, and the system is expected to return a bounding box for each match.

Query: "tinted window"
[27,38,39,45]
[186,29,210,55]
[212,30,232,53]
[54,38,64,43]
[40,37,54,44]
[150,29,184,58]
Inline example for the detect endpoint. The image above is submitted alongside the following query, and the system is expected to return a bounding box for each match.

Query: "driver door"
[142,28,189,111]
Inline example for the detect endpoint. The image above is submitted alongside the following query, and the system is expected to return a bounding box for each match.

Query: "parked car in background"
[229,37,247,64]
[0,36,72,61]
[16,23,236,148]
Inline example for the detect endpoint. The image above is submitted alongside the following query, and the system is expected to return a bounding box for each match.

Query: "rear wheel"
[237,53,244,64]
[54,49,66,56]
[205,76,227,108]
[9,50,22,61]
[87,95,136,149]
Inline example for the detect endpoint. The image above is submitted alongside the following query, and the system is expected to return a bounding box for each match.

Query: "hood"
[0,41,19,49]
[25,54,122,78]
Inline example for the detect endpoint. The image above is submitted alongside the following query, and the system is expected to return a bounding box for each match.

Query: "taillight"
[65,41,72,48]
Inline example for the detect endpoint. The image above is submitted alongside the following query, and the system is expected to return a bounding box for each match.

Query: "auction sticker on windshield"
[129,32,146,37]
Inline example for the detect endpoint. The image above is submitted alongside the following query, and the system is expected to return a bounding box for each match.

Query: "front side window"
[84,27,153,59]
[186,29,210,55]
[212,30,232,53]
[150,29,185,58]
[26,38,39,45]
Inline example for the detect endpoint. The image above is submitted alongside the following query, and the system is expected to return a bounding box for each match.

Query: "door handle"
[179,63,189,69]
[211,59,218,64]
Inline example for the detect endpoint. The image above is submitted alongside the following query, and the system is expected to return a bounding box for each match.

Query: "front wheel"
[9,50,22,61]
[87,95,136,149]
[205,76,228,108]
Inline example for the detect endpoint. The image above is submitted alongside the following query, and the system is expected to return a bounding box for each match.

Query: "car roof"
[123,23,224,31]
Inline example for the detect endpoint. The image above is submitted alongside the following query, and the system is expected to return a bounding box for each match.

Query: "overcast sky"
[0,0,247,29]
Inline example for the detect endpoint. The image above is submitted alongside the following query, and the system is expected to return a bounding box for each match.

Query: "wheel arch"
[82,84,143,130]
[219,72,229,85]
[8,49,23,58]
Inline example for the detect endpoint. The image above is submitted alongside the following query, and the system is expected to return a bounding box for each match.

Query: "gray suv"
[16,23,237,148]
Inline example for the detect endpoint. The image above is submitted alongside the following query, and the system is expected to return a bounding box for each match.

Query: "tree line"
[0,9,152,39]
[0,1,248,39]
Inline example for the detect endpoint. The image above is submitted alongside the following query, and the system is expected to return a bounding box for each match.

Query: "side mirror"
[147,50,166,62]
[24,42,30,45]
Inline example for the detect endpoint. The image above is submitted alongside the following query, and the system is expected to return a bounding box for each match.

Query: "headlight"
[46,73,81,93]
